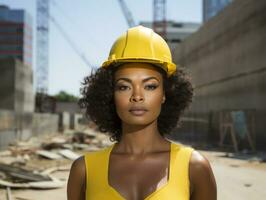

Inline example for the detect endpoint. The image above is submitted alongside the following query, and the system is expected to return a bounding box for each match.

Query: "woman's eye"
[145,85,158,90]
[116,85,130,91]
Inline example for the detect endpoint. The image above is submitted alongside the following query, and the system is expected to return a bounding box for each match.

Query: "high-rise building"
[0,5,32,66]
[203,0,233,22]
[141,21,201,51]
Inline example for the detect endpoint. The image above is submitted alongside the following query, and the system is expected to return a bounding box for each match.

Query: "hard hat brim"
[102,58,176,77]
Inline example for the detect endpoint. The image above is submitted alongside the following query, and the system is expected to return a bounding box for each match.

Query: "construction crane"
[37,0,93,76]
[153,0,167,38]
[117,0,136,27]
[117,0,166,38]
[50,0,93,68]
[36,0,49,94]
[36,0,93,112]
[49,15,93,68]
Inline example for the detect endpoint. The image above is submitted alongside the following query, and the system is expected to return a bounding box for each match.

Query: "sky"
[0,0,202,96]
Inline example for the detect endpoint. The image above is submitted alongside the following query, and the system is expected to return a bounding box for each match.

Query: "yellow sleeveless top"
[84,142,194,200]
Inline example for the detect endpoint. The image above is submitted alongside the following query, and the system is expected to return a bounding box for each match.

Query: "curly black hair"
[79,64,193,142]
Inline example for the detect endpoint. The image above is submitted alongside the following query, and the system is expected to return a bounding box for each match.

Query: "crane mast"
[117,0,136,27]
[153,0,167,38]
[36,0,50,94]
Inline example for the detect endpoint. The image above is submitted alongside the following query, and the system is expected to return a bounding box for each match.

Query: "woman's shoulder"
[173,141,214,180]
[70,155,86,176]
[69,144,113,177]
[67,156,87,199]
[188,149,217,199]
[170,141,216,190]
[70,145,110,173]
[189,150,213,177]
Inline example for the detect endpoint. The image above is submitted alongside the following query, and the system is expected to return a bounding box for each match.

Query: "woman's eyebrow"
[115,77,160,84]
[142,77,160,83]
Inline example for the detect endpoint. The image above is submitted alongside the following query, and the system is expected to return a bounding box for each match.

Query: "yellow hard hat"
[102,25,176,76]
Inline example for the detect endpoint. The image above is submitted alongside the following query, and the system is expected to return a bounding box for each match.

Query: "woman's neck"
[116,120,170,154]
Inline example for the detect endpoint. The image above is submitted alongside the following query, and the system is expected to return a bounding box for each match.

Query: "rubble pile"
[0,128,112,191]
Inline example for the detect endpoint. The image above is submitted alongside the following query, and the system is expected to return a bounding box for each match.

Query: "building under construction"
[0,5,32,67]
[172,0,266,150]
[141,21,201,51]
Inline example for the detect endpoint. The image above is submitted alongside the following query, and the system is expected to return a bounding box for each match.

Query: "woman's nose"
[130,88,144,102]
[130,95,144,102]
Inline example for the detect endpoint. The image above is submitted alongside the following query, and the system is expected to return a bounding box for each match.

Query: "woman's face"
[114,63,165,126]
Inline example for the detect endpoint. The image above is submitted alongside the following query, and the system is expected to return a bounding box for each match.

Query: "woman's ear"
[162,95,166,104]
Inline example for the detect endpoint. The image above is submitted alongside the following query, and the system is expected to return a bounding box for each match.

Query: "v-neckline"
[106,142,173,200]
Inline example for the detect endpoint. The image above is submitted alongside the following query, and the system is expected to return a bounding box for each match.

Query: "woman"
[67,26,217,200]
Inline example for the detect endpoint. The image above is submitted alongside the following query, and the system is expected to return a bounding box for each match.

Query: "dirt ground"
[1,144,266,200]
[202,150,266,200]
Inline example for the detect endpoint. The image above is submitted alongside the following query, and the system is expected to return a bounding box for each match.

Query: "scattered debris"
[230,164,240,168]
[15,197,34,200]
[0,175,63,189]
[6,186,12,200]
[0,155,27,166]
[41,142,64,150]
[41,137,68,150]
[72,143,90,150]
[14,197,33,200]
[72,131,95,144]
[0,163,64,189]
[36,150,62,160]
[41,166,70,175]
[0,128,111,192]
[58,149,80,160]
[62,144,73,150]
[0,163,50,183]
[0,150,12,157]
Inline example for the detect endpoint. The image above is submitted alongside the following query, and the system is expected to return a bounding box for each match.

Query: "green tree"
[54,91,78,102]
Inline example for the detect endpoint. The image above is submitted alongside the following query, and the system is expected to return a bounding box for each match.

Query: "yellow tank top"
[84,142,194,200]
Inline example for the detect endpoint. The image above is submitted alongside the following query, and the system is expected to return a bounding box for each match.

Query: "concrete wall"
[0,110,16,149]
[0,57,34,113]
[70,113,83,130]
[0,110,59,150]
[55,102,81,114]
[58,112,70,132]
[15,59,34,112]
[0,109,32,149]
[172,0,266,149]
[0,58,60,149]
[0,58,15,110]
[32,113,59,136]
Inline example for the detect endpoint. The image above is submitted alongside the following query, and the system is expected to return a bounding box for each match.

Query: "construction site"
[0,0,266,199]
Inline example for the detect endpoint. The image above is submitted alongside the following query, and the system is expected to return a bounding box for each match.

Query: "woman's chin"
[122,118,157,127]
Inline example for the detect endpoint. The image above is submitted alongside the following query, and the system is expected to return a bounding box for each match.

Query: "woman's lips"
[129,109,147,116]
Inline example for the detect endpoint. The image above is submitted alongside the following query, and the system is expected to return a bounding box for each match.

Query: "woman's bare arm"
[189,151,217,200]
[67,156,86,200]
